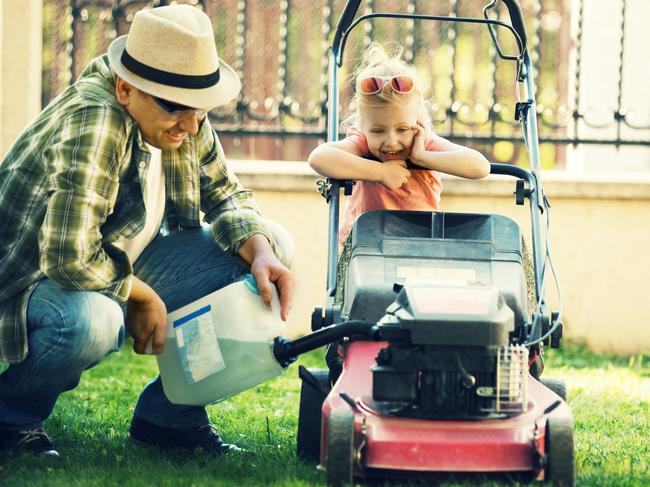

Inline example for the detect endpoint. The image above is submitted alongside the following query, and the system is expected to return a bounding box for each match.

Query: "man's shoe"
[0,428,60,457]
[129,416,241,454]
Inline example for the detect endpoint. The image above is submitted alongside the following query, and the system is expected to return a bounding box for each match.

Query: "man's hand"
[126,277,167,355]
[239,234,294,320]
[379,159,410,191]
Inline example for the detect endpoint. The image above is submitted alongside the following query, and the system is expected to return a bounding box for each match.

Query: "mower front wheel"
[545,416,575,486]
[326,409,355,487]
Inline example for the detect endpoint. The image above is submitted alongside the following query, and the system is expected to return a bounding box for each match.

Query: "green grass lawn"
[1,342,648,487]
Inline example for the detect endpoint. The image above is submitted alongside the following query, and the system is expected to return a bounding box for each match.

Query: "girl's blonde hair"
[350,43,429,122]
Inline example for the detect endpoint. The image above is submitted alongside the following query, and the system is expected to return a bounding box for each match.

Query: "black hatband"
[121,49,220,89]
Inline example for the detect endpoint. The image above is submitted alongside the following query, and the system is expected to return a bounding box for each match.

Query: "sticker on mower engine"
[396,266,476,282]
[412,287,492,315]
[173,305,226,384]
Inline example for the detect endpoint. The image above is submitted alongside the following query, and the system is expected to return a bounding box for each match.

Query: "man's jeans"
[0,228,248,431]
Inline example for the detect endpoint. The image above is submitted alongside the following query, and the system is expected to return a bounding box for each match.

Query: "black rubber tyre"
[326,409,355,487]
[541,377,568,402]
[296,369,330,462]
[545,416,575,486]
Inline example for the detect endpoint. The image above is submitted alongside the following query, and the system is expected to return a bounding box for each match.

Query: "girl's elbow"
[307,153,324,173]
[458,149,490,179]
[463,162,490,179]
[470,154,490,179]
[477,159,491,178]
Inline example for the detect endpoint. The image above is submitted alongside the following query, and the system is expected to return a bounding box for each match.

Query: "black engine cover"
[372,345,500,418]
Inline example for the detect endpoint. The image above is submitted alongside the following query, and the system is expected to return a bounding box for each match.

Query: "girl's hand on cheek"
[408,120,427,164]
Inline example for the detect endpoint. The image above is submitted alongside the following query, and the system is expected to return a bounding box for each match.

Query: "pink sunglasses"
[358,75,415,95]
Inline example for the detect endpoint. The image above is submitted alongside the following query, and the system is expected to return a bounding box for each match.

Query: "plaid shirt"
[0,55,274,364]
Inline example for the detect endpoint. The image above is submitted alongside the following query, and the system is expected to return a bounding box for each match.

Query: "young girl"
[308,43,491,245]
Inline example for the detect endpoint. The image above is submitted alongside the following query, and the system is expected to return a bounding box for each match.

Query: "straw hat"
[108,5,241,110]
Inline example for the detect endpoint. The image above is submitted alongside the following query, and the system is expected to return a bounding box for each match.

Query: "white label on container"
[173,305,226,383]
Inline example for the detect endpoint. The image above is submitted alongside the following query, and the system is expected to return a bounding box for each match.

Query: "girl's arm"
[308,139,379,180]
[308,139,410,190]
[409,122,491,179]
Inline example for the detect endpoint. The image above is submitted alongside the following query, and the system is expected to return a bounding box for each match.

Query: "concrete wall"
[234,161,650,355]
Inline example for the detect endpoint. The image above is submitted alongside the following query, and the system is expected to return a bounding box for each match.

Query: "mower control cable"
[524,199,564,347]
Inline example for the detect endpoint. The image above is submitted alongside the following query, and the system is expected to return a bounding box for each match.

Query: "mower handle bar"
[329,162,536,186]
[332,0,527,58]
[499,0,528,50]
[331,0,362,59]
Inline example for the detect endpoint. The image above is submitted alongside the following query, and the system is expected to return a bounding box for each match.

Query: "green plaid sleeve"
[39,105,133,302]
[195,122,278,257]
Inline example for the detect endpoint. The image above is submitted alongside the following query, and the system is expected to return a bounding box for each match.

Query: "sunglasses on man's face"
[358,75,415,95]
[151,95,206,117]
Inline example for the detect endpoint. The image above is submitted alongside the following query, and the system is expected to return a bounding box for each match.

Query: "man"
[0,5,293,457]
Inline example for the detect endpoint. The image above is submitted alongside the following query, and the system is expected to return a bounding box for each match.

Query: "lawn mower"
[273,0,574,485]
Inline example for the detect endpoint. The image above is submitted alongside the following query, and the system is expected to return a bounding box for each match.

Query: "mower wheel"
[326,409,355,487]
[545,416,575,486]
[541,377,567,402]
[297,368,330,462]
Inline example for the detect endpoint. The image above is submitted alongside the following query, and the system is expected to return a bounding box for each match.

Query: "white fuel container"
[156,274,286,405]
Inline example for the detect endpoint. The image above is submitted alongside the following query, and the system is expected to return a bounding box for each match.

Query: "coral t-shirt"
[339,126,445,244]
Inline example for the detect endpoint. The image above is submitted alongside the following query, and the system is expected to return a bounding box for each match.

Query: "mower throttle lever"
[543,400,562,415]
[339,391,359,411]
[514,179,531,205]
[514,100,532,121]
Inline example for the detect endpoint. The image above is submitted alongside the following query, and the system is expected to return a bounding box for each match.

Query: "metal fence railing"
[42,0,650,165]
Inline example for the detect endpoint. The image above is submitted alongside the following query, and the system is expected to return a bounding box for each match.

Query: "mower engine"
[372,282,528,419]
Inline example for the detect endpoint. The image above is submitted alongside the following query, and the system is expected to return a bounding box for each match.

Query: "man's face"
[115,78,206,150]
